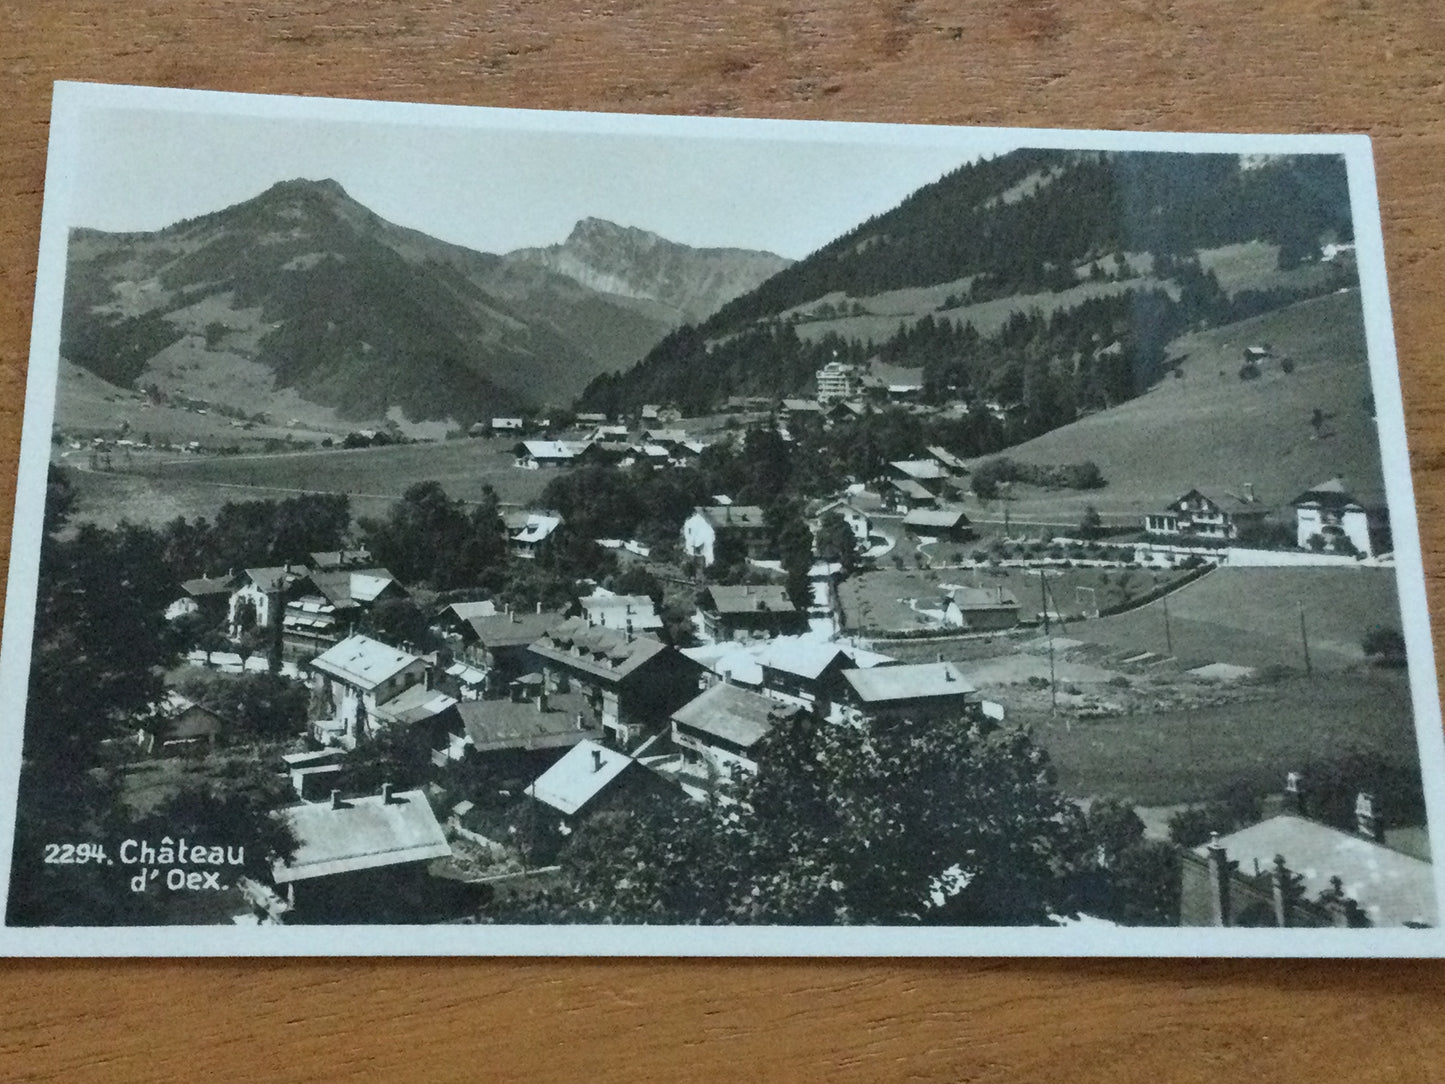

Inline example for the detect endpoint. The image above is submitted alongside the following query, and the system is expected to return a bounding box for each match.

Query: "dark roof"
[310,548,373,570]
[695,505,768,530]
[671,682,795,749]
[466,610,565,648]
[241,566,308,593]
[950,586,1018,610]
[456,692,598,752]
[705,584,797,616]
[164,703,228,741]
[179,574,235,598]
[1291,477,1365,511]
[531,618,682,683]
[903,507,971,529]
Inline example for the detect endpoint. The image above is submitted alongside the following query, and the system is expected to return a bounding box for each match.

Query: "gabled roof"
[179,574,235,598]
[529,740,636,816]
[756,639,847,680]
[903,507,971,529]
[672,682,794,750]
[374,685,458,726]
[890,459,949,482]
[692,505,768,530]
[273,789,450,883]
[440,600,498,622]
[310,634,420,690]
[239,566,308,593]
[306,568,401,610]
[531,618,678,682]
[579,593,664,631]
[887,478,935,501]
[456,692,596,753]
[467,610,565,648]
[1200,814,1435,928]
[842,662,976,703]
[310,548,373,570]
[950,586,1018,610]
[1291,477,1365,511]
[925,445,969,472]
[517,439,592,460]
[505,513,563,545]
[705,584,796,616]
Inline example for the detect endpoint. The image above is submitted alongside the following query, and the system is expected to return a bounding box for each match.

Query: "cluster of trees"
[9,468,297,925]
[502,709,1179,926]
[151,493,351,584]
[971,456,1105,499]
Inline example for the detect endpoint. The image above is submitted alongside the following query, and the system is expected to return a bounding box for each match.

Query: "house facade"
[837,661,980,727]
[943,586,1020,631]
[228,565,309,637]
[670,682,798,781]
[681,504,770,567]
[700,584,808,642]
[1143,489,1265,541]
[1291,478,1375,556]
[307,634,430,749]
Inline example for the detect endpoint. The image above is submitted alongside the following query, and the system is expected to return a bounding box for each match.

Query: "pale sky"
[65,105,1019,260]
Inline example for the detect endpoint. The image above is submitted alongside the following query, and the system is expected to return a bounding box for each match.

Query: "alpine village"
[17,148,1433,931]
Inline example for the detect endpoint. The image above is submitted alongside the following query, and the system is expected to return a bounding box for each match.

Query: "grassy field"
[1030,669,1418,804]
[1073,566,1403,672]
[62,437,553,527]
[996,289,1383,519]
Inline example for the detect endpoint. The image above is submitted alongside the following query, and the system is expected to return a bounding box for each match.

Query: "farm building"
[903,506,974,541]
[700,584,808,642]
[1143,488,1267,541]
[1291,478,1376,557]
[943,586,1020,631]
[925,445,970,474]
[836,661,980,727]
[138,693,229,755]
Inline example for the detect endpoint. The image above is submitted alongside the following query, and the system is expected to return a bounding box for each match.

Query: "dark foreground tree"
[552,711,1092,925]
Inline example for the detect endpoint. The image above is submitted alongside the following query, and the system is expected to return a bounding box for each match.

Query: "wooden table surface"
[3,2,1445,1079]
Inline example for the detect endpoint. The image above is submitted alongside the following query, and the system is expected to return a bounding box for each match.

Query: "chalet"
[228,565,309,637]
[512,439,593,469]
[589,424,631,445]
[642,428,689,449]
[681,504,770,567]
[165,572,235,624]
[1181,798,1434,928]
[452,687,599,760]
[880,477,938,514]
[837,661,979,726]
[529,619,703,749]
[626,443,671,467]
[271,785,452,924]
[943,586,1019,631]
[902,506,973,542]
[579,592,664,634]
[808,499,872,549]
[504,512,563,559]
[888,459,956,495]
[780,398,824,421]
[490,417,525,434]
[307,634,430,749]
[527,741,672,834]
[282,567,407,651]
[823,399,866,425]
[754,639,862,717]
[574,412,609,427]
[138,692,228,755]
[700,584,807,642]
[452,607,565,689]
[1291,478,1376,557]
[671,682,802,781]
[433,600,498,639]
[1143,488,1266,541]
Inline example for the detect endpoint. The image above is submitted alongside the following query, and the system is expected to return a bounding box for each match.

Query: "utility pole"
[1298,601,1313,677]
[1162,591,1173,656]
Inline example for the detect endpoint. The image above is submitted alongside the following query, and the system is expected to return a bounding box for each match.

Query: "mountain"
[59,180,786,426]
[579,149,1356,415]
[503,218,790,327]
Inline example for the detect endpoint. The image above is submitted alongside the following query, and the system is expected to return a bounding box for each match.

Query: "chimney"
[1283,770,1304,815]
[1243,482,1256,503]
[331,789,343,810]
[1355,791,1383,842]
[382,782,394,804]
[536,601,543,615]
[592,748,605,773]
[1206,832,1231,927]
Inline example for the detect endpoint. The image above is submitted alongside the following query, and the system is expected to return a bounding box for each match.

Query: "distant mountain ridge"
[504,218,791,327]
[60,180,788,425]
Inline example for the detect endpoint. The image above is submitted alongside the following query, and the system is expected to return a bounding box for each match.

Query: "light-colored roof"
[887,478,935,500]
[443,600,498,621]
[467,609,565,648]
[1291,477,1365,510]
[508,514,563,545]
[241,566,307,593]
[757,639,846,680]
[672,682,788,749]
[519,439,591,459]
[580,593,663,631]
[925,445,969,471]
[842,662,976,702]
[890,459,948,481]
[903,507,971,529]
[694,505,767,530]
[310,634,420,691]
[705,584,796,615]
[374,685,457,726]
[1200,814,1436,928]
[529,740,635,816]
[180,574,235,597]
[273,790,451,883]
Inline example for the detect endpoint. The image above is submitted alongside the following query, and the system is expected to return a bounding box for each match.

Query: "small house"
[699,584,807,642]
[944,586,1019,631]
[902,506,973,542]
[1291,478,1376,557]
[681,504,770,567]
[837,661,979,727]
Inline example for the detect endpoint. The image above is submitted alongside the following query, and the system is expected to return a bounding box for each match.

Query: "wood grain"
[2,1,1445,1079]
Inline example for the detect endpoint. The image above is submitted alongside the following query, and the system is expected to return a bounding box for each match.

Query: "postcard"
[0,80,1441,955]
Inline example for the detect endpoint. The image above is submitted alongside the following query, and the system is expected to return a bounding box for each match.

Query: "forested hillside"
[579,150,1355,418]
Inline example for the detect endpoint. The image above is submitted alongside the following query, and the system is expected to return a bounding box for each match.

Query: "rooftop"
[310,634,420,691]
[242,565,308,593]
[757,639,847,680]
[374,685,458,726]
[1200,814,1436,928]
[672,682,794,749]
[179,574,235,598]
[1291,477,1366,511]
[903,507,971,529]
[705,584,797,616]
[273,788,451,884]
[842,661,976,703]
[456,692,597,752]
[441,600,498,622]
[529,740,635,816]
[889,459,949,482]
[950,586,1019,610]
[466,609,565,648]
[887,478,935,501]
[532,618,676,682]
[694,505,767,530]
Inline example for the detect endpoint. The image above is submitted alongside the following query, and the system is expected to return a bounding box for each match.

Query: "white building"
[308,634,430,749]
[1291,478,1374,557]
[815,360,859,403]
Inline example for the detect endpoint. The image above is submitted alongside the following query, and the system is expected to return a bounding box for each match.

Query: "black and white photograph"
[1,82,1442,955]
